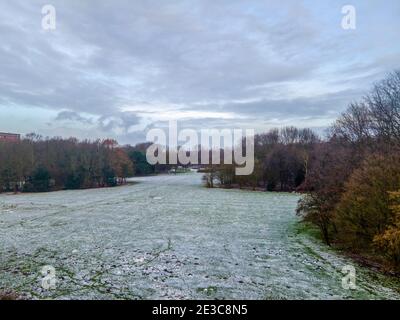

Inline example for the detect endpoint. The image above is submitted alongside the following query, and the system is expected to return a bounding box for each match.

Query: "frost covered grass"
[0,173,400,299]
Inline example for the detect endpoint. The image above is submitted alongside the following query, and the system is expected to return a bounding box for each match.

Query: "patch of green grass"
[293,221,322,241]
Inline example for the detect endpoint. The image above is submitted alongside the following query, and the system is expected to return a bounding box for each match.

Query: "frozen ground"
[0,173,399,299]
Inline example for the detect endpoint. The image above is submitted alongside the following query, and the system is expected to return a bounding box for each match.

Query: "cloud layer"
[0,0,399,143]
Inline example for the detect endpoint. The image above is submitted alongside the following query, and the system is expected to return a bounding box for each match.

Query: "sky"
[0,0,399,144]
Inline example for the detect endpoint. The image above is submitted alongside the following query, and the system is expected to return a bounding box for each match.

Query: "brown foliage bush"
[335,153,400,253]
[373,191,400,267]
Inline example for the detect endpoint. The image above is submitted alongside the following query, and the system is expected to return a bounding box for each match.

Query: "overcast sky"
[0,0,399,144]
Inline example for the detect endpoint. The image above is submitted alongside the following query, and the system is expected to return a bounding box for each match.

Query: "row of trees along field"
[298,70,400,270]
[0,136,160,193]
[202,126,319,190]
[207,71,400,270]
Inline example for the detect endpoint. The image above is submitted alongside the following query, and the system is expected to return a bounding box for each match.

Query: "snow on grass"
[0,173,399,299]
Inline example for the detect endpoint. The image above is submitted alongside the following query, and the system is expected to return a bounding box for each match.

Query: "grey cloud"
[98,112,140,132]
[0,0,322,113]
[0,0,399,143]
[55,111,93,124]
[176,88,364,123]
[55,110,140,134]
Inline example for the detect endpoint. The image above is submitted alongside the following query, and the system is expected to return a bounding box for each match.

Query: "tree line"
[0,136,163,193]
[0,135,192,194]
[297,70,400,270]
[202,126,319,190]
[206,71,400,270]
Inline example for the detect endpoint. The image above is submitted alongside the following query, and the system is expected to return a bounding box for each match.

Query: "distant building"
[0,132,21,142]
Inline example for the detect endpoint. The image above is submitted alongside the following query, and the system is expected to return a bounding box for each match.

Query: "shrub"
[373,191,400,268]
[335,153,400,252]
